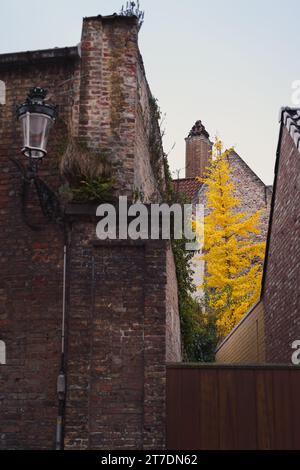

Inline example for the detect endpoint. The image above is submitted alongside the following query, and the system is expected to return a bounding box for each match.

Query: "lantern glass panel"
[19,112,53,159]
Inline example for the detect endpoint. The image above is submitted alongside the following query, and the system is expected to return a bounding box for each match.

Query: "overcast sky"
[1,0,299,184]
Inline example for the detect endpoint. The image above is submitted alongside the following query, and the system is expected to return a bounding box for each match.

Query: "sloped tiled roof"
[280,107,300,151]
[173,177,201,201]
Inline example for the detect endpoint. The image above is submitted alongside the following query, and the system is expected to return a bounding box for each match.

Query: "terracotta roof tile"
[172,177,201,201]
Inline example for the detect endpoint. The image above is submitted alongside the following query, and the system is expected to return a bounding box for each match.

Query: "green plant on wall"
[70,178,114,204]
[132,186,145,203]
[163,153,218,361]
[148,95,165,192]
[59,178,115,205]
[58,136,114,204]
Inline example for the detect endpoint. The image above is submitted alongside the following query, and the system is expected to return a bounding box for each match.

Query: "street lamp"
[13,87,61,229]
[16,88,66,447]
[16,87,57,160]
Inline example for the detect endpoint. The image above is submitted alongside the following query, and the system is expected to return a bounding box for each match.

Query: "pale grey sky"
[1,0,299,184]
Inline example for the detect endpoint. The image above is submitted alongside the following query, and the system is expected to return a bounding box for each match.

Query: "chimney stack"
[185,120,212,178]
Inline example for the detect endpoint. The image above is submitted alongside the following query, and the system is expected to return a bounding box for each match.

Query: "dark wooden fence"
[166,364,300,450]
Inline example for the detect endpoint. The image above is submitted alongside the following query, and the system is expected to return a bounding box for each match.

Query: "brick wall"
[79,16,137,194]
[0,51,76,450]
[215,301,266,363]
[0,15,181,450]
[165,246,182,362]
[62,214,180,449]
[134,55,164,202]
[79,16,162,201]
[227,152,272,242]
[263,127,300,363]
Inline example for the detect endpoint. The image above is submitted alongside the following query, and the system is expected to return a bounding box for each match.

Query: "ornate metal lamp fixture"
[13,87,62,229]
[17,86,57,159]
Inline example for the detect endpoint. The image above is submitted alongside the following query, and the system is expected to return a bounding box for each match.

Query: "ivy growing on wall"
[162,139,218,361]
[148,95,166,194]
[162,155,201,360]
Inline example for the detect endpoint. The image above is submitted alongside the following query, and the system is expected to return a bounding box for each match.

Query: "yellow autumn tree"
[199,139,266,338]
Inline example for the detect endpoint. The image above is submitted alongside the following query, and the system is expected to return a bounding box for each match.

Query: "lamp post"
[14,87,61,228]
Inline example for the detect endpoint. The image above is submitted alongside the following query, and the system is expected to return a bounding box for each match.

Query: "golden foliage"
[199,140,266,337]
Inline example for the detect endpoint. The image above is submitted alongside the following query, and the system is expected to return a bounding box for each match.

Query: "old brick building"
[0,14,181,450]
[174,120,272,292]
[174,120,272,237]
[262,108,300,362]
[216,108,300,364]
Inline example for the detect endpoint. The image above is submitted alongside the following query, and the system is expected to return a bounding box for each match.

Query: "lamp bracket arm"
[10,157,63,231]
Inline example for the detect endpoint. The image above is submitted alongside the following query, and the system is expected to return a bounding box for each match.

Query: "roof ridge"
[0,46,79,66]
[173,176,197,181]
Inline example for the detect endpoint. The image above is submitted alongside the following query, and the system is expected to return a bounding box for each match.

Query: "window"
[0,340,6,364]
[0,81,6,105]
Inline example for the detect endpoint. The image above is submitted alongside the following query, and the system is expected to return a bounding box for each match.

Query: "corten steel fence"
[166,364,300,450]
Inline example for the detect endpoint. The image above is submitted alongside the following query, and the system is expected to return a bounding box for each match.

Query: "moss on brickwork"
[109,38,127,138]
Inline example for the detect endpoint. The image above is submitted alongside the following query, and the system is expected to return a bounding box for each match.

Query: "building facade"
[174,121,272,295]
[263,108,300,363]
[216,108,300,364]
[0,14,181,450]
